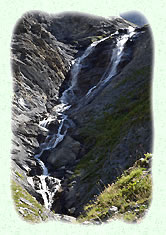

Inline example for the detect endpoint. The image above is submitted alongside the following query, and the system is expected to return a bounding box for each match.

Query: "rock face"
[67,25,153,214]
[47,136,80,168]
[11,12,77,174]
[11,11,153,222]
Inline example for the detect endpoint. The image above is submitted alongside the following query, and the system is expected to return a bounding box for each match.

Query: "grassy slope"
[78,153,152,223]
[11,169,58,223]
[11,179,48,223]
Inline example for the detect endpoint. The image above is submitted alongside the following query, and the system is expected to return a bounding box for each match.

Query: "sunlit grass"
[78,153,152,223]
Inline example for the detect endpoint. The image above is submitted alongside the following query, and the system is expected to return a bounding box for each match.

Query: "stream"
[27,26,138,210]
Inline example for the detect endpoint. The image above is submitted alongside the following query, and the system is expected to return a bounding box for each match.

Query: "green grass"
[15,171,24,179]
[91,35,105,42]
[11,180,48,223]
[78,153,152,223]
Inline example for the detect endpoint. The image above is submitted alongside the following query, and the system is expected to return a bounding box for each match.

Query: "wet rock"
[27,165,43,176]
[118,28,128,34]
[47,119,60,133]
[120,11,148,27]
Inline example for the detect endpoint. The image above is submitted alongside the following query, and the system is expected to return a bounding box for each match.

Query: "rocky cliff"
[11,11,153,223]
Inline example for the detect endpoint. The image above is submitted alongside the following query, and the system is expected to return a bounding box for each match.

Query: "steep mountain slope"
[65,24,153,215]
[11,11,153,223]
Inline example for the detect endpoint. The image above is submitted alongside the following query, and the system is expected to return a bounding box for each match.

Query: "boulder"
[47,136,80,168]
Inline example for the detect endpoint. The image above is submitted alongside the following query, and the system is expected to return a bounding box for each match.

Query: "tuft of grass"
[78,154,152,223]
[91,35,108,42]
[15,171,24,179]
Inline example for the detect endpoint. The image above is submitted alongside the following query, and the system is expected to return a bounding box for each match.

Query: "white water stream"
[60,36,111,104]
[28,26,137,210]
[86,26,135,97]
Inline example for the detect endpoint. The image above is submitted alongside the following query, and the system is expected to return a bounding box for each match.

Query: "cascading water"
[100,26,135,84]
[60,36,110,104]
[27,26,138,210]
[27,108,70,209]
[85,26,136,100]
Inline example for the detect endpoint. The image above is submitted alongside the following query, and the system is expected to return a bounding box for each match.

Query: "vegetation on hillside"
[11,180,49,223]
[72,66,151,199]
[78,153,152,223]
[11,153,152,224]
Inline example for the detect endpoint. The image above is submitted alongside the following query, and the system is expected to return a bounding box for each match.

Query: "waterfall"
[27,26,137,210]
[85,26,136,98]
[27,175,61,209]
[100,26,135,84]
[60,36,110,104]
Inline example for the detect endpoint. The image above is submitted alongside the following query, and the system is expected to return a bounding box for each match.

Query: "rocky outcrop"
[11,12,76,176]
[47,136,80,169]
[66,25,153,215]
[11,11,153,222]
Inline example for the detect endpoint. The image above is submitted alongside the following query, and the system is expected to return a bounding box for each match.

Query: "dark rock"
[40,150,51,164]
[28,166,43,176]
[118,28,128,34]
[47,119,60,133]
[50,169,65,179]
[30,23,41,35]
[37,132,47,145]
[48,12,136,44]
[47,136,80,168]
[64,186,76,209]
